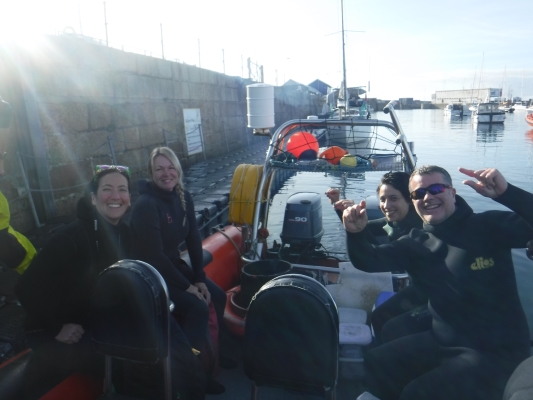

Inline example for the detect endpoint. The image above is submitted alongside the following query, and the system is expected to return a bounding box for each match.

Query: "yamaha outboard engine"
[280,192,324,248]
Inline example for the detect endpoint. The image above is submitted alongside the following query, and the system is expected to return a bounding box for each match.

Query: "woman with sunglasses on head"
[131,147,229,395]
[16,165,206,399]
[15,165,133,395]
[326,171,430,344]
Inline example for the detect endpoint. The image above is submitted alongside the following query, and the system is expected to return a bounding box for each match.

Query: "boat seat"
[502,355,533,400]
[244,274,338,400]
[90,259,172,400]
[180,248,213,270]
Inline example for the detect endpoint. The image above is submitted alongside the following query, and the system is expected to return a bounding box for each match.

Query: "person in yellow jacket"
[0,191,36,274]
[0,96,36,273]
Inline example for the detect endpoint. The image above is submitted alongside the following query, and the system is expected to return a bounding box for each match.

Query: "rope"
[213,225,242,257]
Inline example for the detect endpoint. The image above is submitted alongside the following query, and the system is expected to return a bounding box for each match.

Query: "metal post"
[103,2,109,46]
[77,0,83,35]
[198,124,207,161]
[108,136,117,165]
[162,128,169,147]
[160,23,165,60]
[198,39,201,68]
[17,153,42,228]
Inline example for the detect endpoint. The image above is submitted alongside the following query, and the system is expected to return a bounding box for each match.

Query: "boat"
[0,97,416,398]
[526,107,533,127]
[498,104,515,113]
[472,102,506,124]
[444,103,468,117]
[513,101,528,111]
[315,0,373,153]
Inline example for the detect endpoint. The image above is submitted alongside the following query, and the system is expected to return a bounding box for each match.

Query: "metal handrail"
[250,110,415,245]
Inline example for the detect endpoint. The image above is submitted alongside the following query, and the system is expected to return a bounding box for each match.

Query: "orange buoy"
[319,146,349,165]
[286,132,319,159]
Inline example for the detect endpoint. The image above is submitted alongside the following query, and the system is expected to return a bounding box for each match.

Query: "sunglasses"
[410,183,452,200]
[94,165,130,181]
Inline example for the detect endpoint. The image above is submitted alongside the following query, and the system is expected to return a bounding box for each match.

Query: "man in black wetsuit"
[343,165,533,400]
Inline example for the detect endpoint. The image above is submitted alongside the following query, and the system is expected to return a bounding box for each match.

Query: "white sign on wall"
[183,108,204,156]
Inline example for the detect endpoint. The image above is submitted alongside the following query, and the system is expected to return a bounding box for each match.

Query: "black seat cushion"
[244,274,338,393]
[90,260,169,364]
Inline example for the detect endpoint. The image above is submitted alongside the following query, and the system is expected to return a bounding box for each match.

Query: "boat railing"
[249,100,415,245]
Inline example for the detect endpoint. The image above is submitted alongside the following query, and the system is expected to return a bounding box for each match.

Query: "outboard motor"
[280,192,324,248]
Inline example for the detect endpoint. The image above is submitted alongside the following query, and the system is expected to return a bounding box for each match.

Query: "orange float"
[203,225,245,291]
[319,146,349,165]
[286,132,319,159]
[526,112,533,127]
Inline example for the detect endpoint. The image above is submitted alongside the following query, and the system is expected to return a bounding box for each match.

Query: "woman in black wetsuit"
[327,171,429,343]
[130,146,229,394]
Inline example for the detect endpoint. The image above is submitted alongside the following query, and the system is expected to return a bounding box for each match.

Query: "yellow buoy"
[340,154,357,167]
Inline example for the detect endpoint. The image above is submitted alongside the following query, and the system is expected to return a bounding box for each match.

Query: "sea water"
[266,109,533,339]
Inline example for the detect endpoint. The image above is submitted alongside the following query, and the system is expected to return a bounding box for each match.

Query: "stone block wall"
[0,35,323,231]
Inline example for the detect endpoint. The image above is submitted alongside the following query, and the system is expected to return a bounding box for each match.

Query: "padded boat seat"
[244,274,338,400]
[90,259,172,400]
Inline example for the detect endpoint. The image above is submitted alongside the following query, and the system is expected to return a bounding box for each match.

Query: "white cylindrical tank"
[247,83,275,129]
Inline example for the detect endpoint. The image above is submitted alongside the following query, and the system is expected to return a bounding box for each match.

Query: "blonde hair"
[148,147,187,212]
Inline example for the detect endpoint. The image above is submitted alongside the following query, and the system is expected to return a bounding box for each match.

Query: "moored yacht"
[472,102,506,124]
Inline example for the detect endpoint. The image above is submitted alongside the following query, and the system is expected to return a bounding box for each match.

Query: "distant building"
[399,98,414,105]
[433,88,502,104]
[308,79,332,96]
[282,79,322,95]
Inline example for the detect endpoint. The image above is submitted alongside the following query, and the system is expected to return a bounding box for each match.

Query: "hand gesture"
[186,284,208,304]
[55,323,85,344]
[325,188,341,204]
[194,282,211,304]
[334,199,355,212]
[459,167,508,199]
[342,200,368,233]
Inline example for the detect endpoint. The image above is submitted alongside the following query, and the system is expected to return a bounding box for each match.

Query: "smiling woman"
[14,166,133,397]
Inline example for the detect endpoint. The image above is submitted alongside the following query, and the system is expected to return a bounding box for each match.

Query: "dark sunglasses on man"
[410,183,452,200]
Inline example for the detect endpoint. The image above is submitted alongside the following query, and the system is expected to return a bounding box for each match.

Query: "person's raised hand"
[55,323,85,344]
[325,188,340,204]
[334,199,355,212]
[342,200,368,233]
[459,167,508,199]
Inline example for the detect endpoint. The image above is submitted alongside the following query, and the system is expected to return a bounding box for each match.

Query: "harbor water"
[266,109,533,339]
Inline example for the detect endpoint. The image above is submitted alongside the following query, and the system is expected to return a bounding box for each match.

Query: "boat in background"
[444,103,468,117]
[472,102,505,124]
[513,101,528,111]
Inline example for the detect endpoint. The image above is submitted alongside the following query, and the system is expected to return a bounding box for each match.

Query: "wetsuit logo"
[470,257,494,270]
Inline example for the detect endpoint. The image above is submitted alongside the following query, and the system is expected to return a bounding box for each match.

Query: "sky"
[2,0,532,101]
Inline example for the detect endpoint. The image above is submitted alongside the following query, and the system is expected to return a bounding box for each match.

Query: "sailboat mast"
[341,0,348,108]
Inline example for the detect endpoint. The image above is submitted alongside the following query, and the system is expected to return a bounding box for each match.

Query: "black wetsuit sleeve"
[489,183,533,246]
[346,230,411,273]
[131,198,191,291]
[15,232,79,334]
[184,192,206,284]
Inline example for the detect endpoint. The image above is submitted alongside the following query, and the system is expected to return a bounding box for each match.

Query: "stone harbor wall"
[0,35,321,231]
